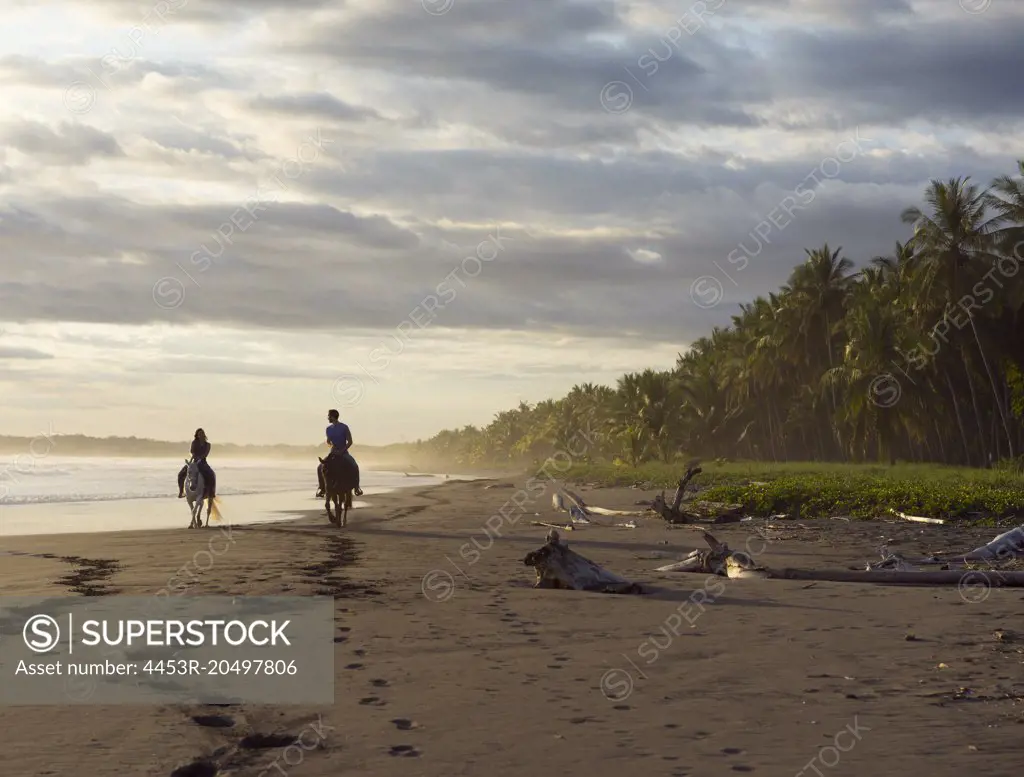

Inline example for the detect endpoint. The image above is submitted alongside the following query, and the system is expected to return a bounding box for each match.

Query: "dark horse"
[319,453,356,527]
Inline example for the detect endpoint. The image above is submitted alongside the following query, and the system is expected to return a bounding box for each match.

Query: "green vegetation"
[400,163,1024,481]
[563,460,1023,520]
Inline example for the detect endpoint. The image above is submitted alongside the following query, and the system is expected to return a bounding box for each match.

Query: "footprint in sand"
[389,745,420,757]
[191,714,235,728]
[391,718,420,731]
[334,636,348,643]
[722,748,743,755]
[170,759,218,777]
[359,696,386,706]
[345,663,364,670]
[370,678,390,687]
[239,733,298,749]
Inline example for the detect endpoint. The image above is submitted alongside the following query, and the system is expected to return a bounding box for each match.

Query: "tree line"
[407,163,1024,469]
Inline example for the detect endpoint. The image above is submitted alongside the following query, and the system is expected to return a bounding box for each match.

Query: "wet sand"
[1,477,1021,776]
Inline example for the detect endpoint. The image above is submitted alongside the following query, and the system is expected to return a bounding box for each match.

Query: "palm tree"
[902,177,1012,460]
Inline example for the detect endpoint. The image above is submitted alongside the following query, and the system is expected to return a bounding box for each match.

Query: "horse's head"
[185,458,202,489]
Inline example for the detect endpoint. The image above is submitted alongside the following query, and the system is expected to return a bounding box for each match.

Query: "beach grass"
[563,460,1024,521]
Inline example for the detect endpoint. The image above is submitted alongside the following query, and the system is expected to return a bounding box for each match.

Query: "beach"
[1,476,1022,776]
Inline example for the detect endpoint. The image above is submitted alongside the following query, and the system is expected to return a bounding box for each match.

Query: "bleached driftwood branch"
[655,531,770,579]
[890,508,946,525]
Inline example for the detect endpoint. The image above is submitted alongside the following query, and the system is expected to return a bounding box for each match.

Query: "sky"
[0,0,1022,446]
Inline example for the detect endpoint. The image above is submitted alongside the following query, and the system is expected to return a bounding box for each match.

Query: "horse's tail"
[210,497,223,522]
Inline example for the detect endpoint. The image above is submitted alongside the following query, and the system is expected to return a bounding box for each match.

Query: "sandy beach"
[2,476,1022,776]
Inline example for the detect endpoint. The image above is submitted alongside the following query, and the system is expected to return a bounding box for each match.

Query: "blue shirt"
[326,422,351,450]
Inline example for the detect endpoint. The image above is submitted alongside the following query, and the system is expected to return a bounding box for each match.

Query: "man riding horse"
[317,409,363,498]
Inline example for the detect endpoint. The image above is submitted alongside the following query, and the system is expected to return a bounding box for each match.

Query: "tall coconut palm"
[902,177,1012,459]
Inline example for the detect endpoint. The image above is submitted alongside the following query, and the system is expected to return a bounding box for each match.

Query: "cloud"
[0,346,53,360]
[250,92,383,122]
[2,120,123,165]
[0,0,1021,442]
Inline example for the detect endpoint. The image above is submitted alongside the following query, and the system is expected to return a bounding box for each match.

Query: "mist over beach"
[3,0,1024,774]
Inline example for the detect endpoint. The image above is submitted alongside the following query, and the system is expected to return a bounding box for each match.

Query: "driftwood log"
[657,530,1024,588]
[648,465,745,525]
[655,531,770,579]
[522,529,643,594]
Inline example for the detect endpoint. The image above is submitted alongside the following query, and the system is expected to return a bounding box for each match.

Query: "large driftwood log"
[768,568,1024,587]
[656,530,1024,588]
[522,529,644,594]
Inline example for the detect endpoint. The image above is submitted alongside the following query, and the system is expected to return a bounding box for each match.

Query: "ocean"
[0,456,441,506]
[0,456,450,537]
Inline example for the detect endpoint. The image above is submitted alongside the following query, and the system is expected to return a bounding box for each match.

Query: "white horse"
[183,457,215,528]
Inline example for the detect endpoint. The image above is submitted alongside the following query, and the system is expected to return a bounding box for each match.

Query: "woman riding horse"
[178,428,216,498]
